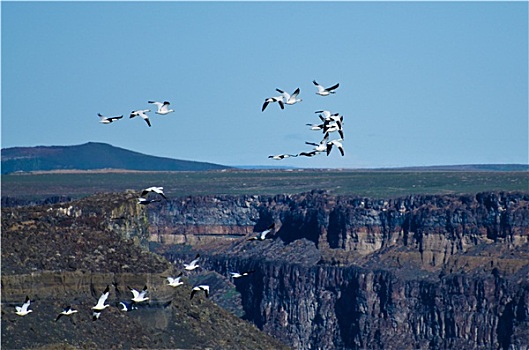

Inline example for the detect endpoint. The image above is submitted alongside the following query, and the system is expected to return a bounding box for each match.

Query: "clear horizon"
[2,2,528,169]
[2,141,528,170]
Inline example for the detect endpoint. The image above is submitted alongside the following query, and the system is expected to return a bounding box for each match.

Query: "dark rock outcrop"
[148,191,529,350]
[1,192,289,350]
[3,190,528,349]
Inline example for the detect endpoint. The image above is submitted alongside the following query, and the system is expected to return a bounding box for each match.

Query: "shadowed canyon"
[2,190,529,349]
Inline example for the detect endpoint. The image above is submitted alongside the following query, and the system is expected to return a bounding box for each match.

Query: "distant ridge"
[372,164,529,172]
[1,142,231,174]
[237,164,529,171]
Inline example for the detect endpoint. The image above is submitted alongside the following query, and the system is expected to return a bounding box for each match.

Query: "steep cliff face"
[148,191,529,349]
[1,192,290,350]
[206,259,529,350]
[3,190,527,349]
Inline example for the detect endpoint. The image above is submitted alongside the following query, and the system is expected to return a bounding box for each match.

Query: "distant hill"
[1,142,231,174]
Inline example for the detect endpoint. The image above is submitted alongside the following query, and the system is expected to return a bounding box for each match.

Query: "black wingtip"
[329,83,340,91]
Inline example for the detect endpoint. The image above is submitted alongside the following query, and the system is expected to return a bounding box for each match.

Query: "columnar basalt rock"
[3,191,528,349]
[147,191,529,350]
[149,191,529,261]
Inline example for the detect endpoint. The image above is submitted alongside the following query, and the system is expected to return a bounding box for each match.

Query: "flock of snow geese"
[12,79,341,321]
[97,79,344,160]
[13,186,272,321]
[264,80,345,160]
[98,100,174,127]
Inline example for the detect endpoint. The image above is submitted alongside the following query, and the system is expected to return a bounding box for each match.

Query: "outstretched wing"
[313,80,325,93]
[190,289,198,300]
[326,83,339,91]
[291,88,300,98]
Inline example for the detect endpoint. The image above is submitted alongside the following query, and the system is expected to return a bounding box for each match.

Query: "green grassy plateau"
[2,169,528,200]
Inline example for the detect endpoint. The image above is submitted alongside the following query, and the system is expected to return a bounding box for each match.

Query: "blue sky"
[2,1,528,169]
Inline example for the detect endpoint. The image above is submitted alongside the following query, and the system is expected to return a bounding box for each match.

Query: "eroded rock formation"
[2,190,528,349]
[1,192,289,350]
[148,191,529,349]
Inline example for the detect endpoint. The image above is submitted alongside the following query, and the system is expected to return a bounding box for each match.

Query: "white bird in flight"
[15,296,33,316]
[55,306,78,321]
[148,101,174,115]
[164,272,184,287]
[262,96,285,112]
[190,285,210,299]
[305,135,329,153]
[128,285,149,303]
[248,223,275,241]
[140,186,167,199]
[298,150,320,157]
[138,197,162,205]
[323,122,344,139]
[92,285,110,311]
[118,301,137,312]
[316,110,343,124]
[306,122,325,131]
[276,88,302,105]
[130,109,152,127]
[326,139,345,156]
[268,154,298,160]
[98,113,123,124]
[313,80,340,96]
[230,270,255,279]
[184,254,200,271]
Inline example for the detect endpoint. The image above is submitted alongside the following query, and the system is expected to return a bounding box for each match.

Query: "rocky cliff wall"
[3,190,527,349]
[202,256,529,350]
[147,191,529,350]
[149,191,529,263]
[1,192,290,350]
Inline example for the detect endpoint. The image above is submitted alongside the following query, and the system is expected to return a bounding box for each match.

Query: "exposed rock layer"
[148,191,529,349]
[2,190,528,349]
[1,192,289,350]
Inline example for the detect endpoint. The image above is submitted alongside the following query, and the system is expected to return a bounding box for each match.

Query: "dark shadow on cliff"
[334,268,365,349]
[278,208,323,246]
[328,206,347,249]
